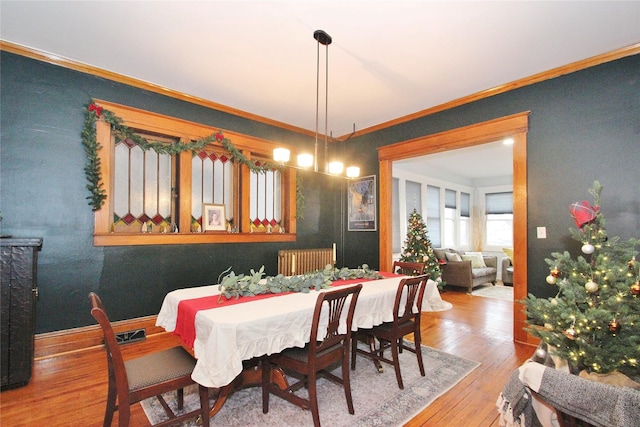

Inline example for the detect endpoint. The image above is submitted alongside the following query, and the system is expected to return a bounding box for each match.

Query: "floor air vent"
[115,328,146,344]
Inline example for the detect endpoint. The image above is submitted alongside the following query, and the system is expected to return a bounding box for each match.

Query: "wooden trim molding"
[34,315,167,359]
[91,99,298,246]
[378,112,531,344]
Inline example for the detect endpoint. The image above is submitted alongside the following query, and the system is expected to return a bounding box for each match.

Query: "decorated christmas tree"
[525,182,640,380]
[399,209,442,286]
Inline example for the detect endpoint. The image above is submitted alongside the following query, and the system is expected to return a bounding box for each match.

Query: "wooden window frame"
[92,99,296,246]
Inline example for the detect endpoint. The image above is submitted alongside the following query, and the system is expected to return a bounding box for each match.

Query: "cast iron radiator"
[277,248,334,276]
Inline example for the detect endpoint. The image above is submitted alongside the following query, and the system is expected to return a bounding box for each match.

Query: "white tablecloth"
[156,276,448,388]
[422,279,453,312]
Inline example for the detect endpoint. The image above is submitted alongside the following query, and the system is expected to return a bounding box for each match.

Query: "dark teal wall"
[346,54,640,300]
[2,51,639,333]
[0,52,344,332]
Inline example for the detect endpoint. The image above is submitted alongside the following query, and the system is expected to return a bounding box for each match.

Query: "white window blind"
[427,185,441,247]
[486,192,513,214]
[461,192,470,217]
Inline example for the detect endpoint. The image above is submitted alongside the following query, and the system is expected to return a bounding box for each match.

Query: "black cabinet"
[1,238,43,390]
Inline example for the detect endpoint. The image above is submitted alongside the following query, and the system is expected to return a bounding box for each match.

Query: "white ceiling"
[2,1,639,139]
[1,2,639,180]
[394,140,514,182]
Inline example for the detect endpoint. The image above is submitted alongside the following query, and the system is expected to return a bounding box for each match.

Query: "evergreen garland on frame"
[81,100,279,211]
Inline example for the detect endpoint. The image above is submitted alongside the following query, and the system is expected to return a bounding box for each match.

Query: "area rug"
[142,344,479,426]
[472,285,513,301]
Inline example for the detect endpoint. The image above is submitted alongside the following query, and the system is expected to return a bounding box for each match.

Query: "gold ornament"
[546,275,557,285]
[630,282,640,296]
[550,267,561,278]
[585,280,599,294]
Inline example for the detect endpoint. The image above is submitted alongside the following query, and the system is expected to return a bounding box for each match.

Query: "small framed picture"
[203,204,226,231]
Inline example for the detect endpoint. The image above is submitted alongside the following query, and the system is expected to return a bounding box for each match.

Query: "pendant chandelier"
[273,30,360,179]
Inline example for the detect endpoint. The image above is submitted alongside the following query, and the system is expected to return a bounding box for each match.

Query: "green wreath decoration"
[82,101,279,211]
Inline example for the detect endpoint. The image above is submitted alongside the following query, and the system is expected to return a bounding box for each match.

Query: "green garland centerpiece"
[217,264,383,302]
[82,100,279,211]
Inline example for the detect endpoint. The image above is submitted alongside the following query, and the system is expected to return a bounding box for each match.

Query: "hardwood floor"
[0,289,534,427]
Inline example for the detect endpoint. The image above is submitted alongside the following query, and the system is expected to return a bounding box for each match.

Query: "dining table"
[156,273,444,416]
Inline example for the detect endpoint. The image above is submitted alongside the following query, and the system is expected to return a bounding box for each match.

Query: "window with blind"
[485,191,513,247]
[405,180,422,215]
[426,185,441,247]
[392,176,473,253]
[443,189,457,247]
[92,100,296,246]
[460,192,470,246]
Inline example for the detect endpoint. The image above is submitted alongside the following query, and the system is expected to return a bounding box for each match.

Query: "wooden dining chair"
[261,284,363,427]
[392,260,425,276]
[351,275,427,389]
[89,292,210,427]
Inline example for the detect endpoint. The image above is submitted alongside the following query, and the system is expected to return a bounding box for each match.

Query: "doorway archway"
[377,112,531,344]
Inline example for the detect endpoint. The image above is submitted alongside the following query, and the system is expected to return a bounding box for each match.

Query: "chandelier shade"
[346,166,360,178]
[273,148,291,164]
[297,153,314,168]
[328,161,344,175]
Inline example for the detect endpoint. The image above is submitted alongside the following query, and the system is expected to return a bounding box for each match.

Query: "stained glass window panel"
[250,168,282,226]
[191,151,234,222]
[113,140,172,226]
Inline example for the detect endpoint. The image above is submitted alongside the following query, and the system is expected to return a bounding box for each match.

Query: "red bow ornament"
[215,132,224,142]
[569,200,599,229]
[88,103,103,117]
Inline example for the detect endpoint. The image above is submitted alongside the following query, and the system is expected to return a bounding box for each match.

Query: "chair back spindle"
[392,261,425,276]
[307,285,362,371]
[396,276,425,324]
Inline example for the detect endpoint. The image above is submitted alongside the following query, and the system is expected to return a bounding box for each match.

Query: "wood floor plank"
[0,289,534,427]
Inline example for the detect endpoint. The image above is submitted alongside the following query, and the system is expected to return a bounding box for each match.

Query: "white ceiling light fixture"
[273,147,291,164]
[273,30,359,179]
[346,166,360,178]
[297,153,314,168]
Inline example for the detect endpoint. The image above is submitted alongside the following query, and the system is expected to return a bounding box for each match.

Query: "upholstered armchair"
[433,248,498,293]
[501,248,514,286]
[501,257,514,286]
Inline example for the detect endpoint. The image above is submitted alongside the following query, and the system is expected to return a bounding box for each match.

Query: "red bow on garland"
[88,103,103,117]
[569,200,599,229]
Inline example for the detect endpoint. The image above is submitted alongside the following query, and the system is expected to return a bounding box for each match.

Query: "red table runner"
[174,272,400,348]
